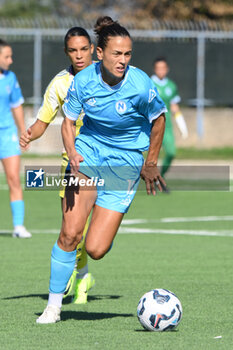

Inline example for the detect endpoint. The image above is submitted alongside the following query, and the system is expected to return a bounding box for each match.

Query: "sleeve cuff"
[170,95,181,104]
[10,97,24,108]
[62,105,78,121]
[149,107,167,123]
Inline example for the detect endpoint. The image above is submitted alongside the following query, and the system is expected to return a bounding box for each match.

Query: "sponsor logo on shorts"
[120,195,132,206]
[12,133,18,142]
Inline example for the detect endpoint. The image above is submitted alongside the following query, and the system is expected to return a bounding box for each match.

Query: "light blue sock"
[10,200,24,227]
[50,241,77,294]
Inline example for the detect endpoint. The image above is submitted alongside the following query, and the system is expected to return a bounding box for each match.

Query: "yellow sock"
[76,219,89,270]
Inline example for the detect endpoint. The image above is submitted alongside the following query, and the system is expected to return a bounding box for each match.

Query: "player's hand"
[140,163,166,195]
[69,152,84,177]
[181,129,188,139]
[19,127,32,150]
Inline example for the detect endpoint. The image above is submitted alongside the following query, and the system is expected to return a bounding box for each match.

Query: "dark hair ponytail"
[94,16,131,50]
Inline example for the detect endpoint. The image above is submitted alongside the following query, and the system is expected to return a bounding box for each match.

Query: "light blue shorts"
[0,124,21,160]
[71,136,144,213]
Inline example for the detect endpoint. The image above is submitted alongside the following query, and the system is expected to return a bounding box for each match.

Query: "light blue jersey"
[0,70,24,128]
[62,62,166,213]
[63,62,166,152]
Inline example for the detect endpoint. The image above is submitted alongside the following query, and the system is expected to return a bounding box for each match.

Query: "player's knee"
[7,173,20,190]
[85,243,105,260]
[59,226,82,250]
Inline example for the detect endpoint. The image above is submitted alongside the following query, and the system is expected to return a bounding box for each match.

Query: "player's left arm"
[171,102,188,139]
[170,82,188,139]
[140,114,166,195]
[10,74,25,134]
[12,104,26,134]
[139,76,167,195]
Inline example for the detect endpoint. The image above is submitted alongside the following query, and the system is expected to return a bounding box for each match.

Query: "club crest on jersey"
[165,87,172,96]
[149,89,157,103]
[116,100,127,114]
[86,98,96,106]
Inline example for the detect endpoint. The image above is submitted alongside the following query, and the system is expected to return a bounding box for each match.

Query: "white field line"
[1,216,233,237]
[122,216,233,224]
[0,229,59,234]
[118,227,233,237]
[0,185,10,190]
[1,227,233,238]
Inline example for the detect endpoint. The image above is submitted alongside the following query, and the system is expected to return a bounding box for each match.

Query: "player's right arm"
[61,117,83,176]
[20,75,62,150]
[20,119,49,150]
[62,76,84,176]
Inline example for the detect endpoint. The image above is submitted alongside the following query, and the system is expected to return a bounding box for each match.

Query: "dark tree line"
[0,0,233,22]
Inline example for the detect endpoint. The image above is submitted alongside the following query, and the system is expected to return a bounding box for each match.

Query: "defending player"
[151,57,188,180]
[20,27,95,304]
[0,39,31,238]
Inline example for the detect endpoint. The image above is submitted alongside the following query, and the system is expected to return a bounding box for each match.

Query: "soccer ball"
[137,289,182,332]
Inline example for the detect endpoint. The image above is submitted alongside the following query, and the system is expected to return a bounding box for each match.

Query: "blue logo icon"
[116,100,127,114]
[26,169,45,188]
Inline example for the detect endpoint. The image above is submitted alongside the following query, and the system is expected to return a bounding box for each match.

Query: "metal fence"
[0,27,233,138]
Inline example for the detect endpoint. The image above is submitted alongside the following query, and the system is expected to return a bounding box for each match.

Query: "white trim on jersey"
[149,107,167,123]
[10,97,24,109]
[150,75,168,86]
[170,95,181,104]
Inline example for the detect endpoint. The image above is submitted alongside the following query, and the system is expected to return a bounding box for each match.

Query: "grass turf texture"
[20,147,233,160]
[0,188,233,350]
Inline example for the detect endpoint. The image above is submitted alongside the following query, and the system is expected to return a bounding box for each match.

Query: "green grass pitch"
[0,184,233,349]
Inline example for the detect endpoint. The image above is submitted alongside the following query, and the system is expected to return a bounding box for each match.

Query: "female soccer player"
[151,57,188,180]
[20,27,95,304]
[36,16,167,324]
[0,39,31,238]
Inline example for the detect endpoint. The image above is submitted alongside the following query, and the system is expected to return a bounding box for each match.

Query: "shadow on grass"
[2,294,49,301]
[135,328,179,333]
[63,294,122,304]
[3,294,122,303]
[0,232,12,237]
[35,310,134,321]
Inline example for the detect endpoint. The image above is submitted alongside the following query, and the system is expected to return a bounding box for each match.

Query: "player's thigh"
[60,173,97,245]
[0,124,21,161]
[85,204,124,259]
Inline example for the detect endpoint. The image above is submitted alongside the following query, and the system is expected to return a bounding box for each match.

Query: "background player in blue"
[0,39,31,238]
[37,16,167,324]
[20,27,96,304]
